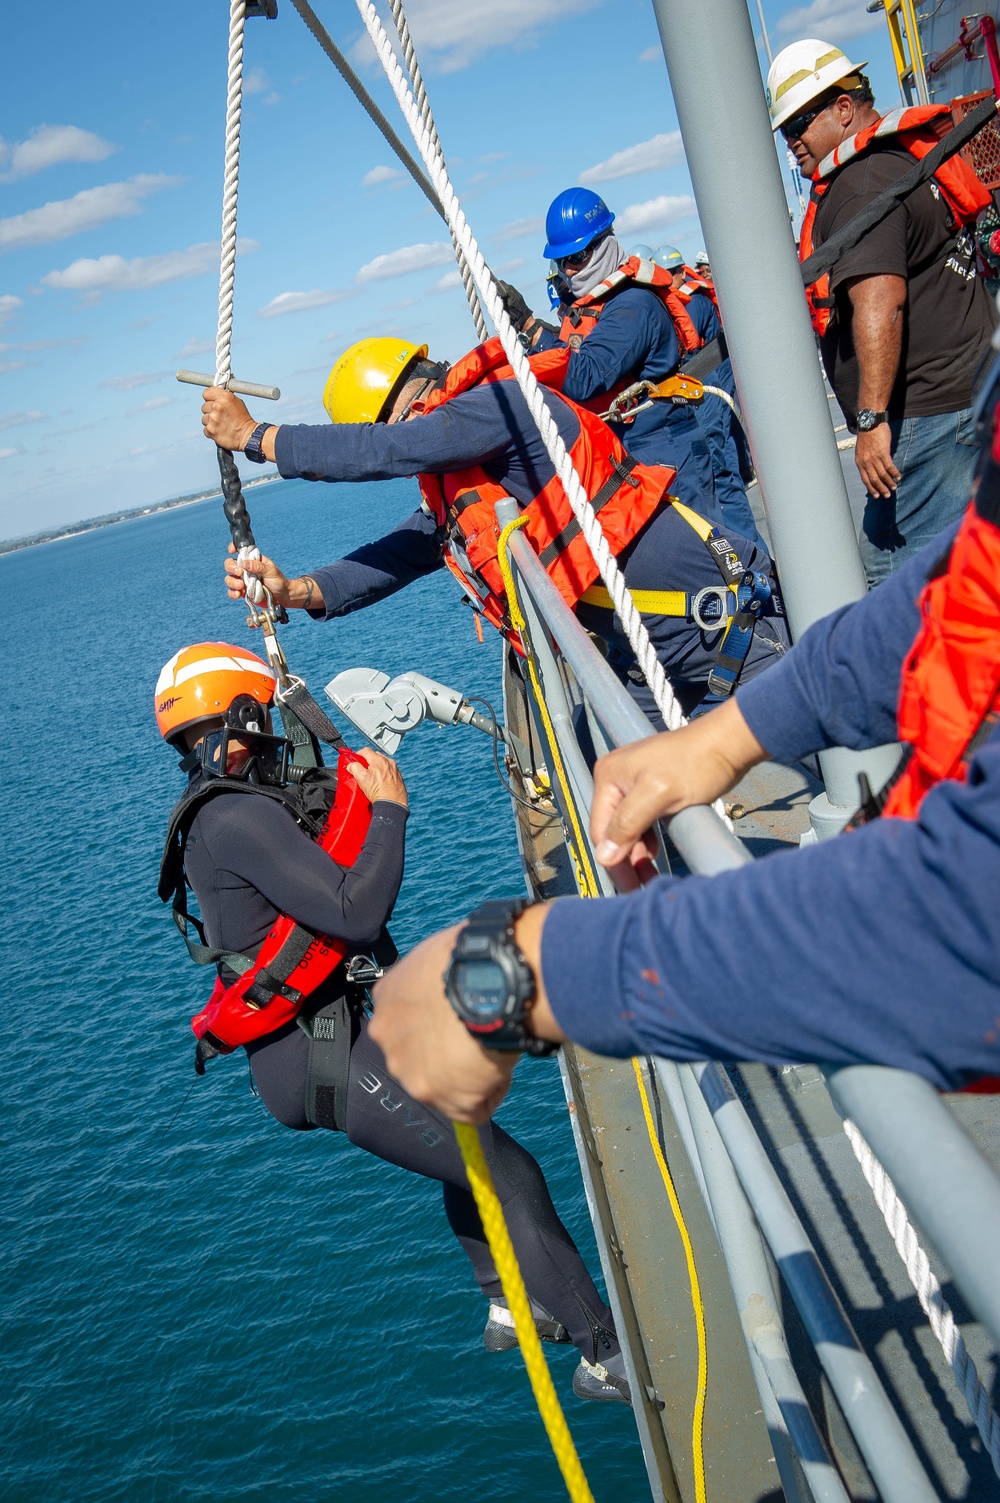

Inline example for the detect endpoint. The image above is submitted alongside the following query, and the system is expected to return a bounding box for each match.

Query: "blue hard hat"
[629,244,655,260]
[654,245,684,270]
[543,188,615,259]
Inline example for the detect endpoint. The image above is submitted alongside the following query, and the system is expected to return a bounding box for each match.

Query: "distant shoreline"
[0,472,282,557]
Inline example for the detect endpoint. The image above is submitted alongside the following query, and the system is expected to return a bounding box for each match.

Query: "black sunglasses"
[780,98,834,141]
[556,231,611,273]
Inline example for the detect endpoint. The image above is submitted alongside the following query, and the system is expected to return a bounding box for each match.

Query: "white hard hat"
[766,39,867,133]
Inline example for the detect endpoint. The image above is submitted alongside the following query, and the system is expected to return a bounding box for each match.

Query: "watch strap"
[448,898,556,1055]
[244,421,271,463]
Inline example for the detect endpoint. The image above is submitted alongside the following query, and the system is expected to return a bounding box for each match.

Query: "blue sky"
[1,0,900,539]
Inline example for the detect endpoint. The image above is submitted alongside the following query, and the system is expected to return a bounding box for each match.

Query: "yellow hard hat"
[323,336,429,424]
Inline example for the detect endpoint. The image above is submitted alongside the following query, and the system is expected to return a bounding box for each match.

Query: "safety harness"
[159,749,380,1089]
[578,502,779,696]
[800,104,992,337]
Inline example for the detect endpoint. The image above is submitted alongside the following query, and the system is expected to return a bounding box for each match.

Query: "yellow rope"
[632,1058,708,1503]
[454,1122,596,1503]
[496,516,600,899]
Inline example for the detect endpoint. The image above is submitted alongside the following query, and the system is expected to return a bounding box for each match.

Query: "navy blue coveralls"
[681,290,766,549]
[273,376,788,720]
[533,288,722,525]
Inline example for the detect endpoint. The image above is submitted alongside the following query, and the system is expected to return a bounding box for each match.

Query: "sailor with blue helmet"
[497,187,724,525]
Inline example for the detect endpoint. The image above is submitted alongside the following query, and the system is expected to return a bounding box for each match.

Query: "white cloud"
[363,165,406,187]
[0,294,23,326]
[100,371,170,391]
[41,239,254,293]
[0,175,177,252]
[498,257,527,272]
[0,410,45,431]
[356,242,454,282]
[0,447,18,460]
[494,215,544,244]
[639,45,661,62]
[130,396,174,413]
[0,124,116,180]
[580,132,684,186]
[615,194,697,236]
[0,359,27,373]
[382,0,605,71]
[178,336,214,358]
[257,289,351,318]
[430,269,463,293]
[776,0,883,39]
[243,67,269,94]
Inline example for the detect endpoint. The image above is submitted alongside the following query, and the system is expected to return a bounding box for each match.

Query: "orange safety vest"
[414,337,675,640]
[800,104,992,337]
[560,255,702,358]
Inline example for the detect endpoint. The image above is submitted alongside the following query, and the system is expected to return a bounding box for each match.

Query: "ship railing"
[503,518,1000,1503]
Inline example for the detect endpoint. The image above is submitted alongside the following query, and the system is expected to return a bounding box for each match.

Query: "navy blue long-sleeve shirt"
[542,527,1000,1089]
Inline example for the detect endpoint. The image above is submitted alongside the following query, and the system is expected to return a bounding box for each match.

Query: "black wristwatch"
[244,421,271,463]
[444,898,556,1054]
[852,408,888,433]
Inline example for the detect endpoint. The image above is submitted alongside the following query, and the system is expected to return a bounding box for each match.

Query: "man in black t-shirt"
[769,39,996,583]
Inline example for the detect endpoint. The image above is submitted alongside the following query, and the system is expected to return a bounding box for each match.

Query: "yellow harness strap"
[579,501,738,616]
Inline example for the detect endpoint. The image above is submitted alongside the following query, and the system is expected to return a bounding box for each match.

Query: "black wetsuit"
[181,776,619,1362]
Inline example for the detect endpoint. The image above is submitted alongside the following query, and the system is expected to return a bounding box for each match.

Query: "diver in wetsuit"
[154,641,630,1405]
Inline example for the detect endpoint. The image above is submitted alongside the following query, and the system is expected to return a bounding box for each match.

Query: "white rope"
[386,0,488,343]
[215,0,264,606]
[354,0,689,738]
[843,1118,1000,1479]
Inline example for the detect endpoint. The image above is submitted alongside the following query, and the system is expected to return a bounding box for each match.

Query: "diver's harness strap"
[279,680,347,750]
[297,929,399,1133]
[539,455,642,568]
[578,499,777,696]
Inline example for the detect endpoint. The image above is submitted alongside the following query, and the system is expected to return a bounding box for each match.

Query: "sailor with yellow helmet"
[201,332,788,720]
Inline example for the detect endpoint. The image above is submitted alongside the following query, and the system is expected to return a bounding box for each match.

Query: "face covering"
[566,234,623,300]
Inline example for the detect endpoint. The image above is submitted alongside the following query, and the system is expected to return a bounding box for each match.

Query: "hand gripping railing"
[500,522,1000,1503]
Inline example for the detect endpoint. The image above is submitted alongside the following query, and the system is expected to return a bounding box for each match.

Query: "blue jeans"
[860,407,978,585]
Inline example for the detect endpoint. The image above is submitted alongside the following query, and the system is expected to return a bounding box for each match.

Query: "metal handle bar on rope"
[353,0,687,738]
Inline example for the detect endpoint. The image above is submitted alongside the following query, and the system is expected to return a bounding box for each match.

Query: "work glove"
[496,280,533,333]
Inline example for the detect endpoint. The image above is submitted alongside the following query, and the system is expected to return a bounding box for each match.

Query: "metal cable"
[354,0,689,736]
[843,1118,1000,1479]
[385,0,488,341]
[215,0,265,606]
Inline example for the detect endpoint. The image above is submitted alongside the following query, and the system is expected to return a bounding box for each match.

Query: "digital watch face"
[451,958,509,1022]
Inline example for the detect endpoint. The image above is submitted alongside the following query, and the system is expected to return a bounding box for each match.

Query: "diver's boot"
[483,1297,570,1352]
[572,1349,632,1406]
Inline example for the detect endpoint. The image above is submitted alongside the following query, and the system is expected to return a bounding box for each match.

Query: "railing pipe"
[669,1061,853,1503]
[503,524,752,878]
[649,0,900,824]
[826,1065,1000,1351]
[694,1060,940,1503]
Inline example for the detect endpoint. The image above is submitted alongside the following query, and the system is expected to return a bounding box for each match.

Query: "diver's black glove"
[496,280,533,333]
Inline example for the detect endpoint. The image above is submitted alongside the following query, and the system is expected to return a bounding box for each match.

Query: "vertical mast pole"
[650,0,899,828]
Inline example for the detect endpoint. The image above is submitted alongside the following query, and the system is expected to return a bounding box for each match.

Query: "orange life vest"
[675,267,721,316]
[800,104,992,337]
[880,500,1000,821]
[560,256,702,358]
[414,337,675,640]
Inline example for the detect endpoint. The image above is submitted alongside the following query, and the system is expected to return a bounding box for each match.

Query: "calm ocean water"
[1,476,648,1501]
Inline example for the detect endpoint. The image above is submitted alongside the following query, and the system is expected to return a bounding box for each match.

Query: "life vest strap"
[538,455,641,568]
